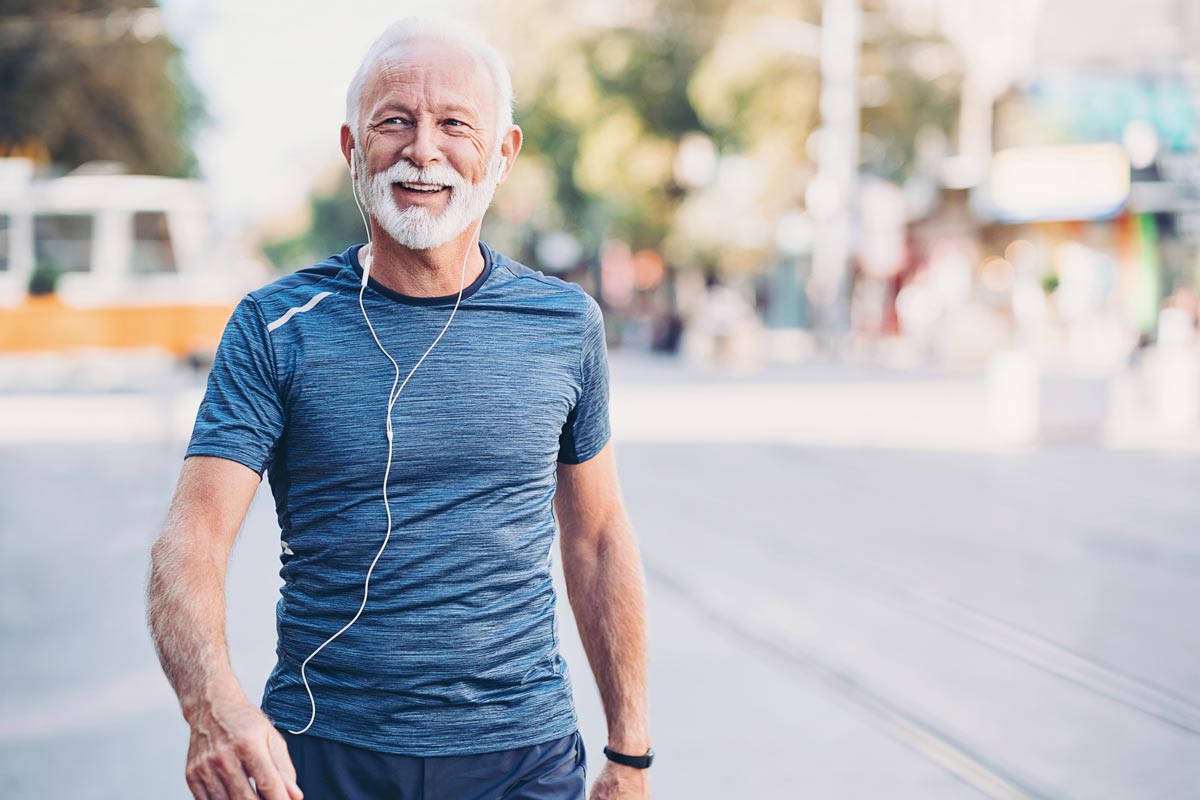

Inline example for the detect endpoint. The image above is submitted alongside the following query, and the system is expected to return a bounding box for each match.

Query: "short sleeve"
[185,296,285,476]
[558,296,611,464]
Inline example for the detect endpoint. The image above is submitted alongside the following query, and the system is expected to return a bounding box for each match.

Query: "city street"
[0,354,1198,799]
[4,0,1199,797]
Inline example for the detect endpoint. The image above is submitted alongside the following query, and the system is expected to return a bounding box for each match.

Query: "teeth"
[399,183,444,192]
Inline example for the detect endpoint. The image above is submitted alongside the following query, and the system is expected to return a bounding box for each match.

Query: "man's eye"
[444,119,464,127]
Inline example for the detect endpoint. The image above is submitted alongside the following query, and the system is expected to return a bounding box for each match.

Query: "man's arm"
[556,441,650,800]
[146,455,302,800]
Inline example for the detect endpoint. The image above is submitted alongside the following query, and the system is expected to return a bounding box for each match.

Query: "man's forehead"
[364,39,495,110]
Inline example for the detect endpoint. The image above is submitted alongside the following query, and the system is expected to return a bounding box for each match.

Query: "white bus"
[0,158,259,358]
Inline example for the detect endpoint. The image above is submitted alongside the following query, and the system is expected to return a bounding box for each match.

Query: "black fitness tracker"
[603,745,655,769]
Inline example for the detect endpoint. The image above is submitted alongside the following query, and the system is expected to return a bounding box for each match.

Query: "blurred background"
[1,0,1198,798]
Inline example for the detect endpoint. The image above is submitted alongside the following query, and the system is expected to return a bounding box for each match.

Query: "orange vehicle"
[0,158,261,361]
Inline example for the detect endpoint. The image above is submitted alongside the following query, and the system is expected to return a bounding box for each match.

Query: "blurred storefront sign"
[1011,73,1197,154]
[975,143,1131,223]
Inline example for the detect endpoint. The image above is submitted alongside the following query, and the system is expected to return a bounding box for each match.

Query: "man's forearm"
[563,516,650,751]
[146,526,243,721]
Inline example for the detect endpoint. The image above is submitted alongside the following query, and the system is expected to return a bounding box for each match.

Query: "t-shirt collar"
[346,241,493,306]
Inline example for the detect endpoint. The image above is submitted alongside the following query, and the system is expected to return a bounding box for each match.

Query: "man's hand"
[589,760,649,800]
[184,689,302,800]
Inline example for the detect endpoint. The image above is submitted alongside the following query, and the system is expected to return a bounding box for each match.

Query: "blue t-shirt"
[185,242,611,756]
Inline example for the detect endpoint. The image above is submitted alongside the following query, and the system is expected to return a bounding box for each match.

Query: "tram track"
[629,444,1200,798]
[644,561,1059,800]
[659,446,1200,737]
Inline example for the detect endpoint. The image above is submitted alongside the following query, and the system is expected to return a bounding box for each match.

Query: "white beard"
[357,146,503,251]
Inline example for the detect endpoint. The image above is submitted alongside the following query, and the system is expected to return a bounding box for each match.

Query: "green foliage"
[261,175,367,271]
[505,2,740,233]
[859,35,961,182]
[493,0,828,267]
[583,24,707,138]
[0,0,205,176]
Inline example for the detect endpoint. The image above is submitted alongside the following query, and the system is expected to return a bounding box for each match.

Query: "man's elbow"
[561,512,639,567]
[149,519,189,577]
[147,529,190,603]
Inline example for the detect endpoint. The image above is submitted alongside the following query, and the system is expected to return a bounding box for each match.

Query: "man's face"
[353,40,508,250]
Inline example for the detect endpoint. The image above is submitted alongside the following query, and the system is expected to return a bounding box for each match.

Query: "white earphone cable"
[288,158,483,735]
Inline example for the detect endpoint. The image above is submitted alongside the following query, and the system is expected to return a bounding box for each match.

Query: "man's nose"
[401,120,441,168]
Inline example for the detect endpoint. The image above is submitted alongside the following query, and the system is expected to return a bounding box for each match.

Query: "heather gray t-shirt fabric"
[185,242,611,756]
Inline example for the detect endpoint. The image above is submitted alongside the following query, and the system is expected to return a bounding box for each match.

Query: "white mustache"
[371,160,468,190]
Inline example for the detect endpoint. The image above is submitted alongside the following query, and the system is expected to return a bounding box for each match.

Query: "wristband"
[603,745,654,769]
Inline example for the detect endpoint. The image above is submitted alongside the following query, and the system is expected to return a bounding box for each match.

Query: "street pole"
[809,0,861,347]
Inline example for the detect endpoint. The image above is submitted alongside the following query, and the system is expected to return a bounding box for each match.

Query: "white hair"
[345,17,515,146]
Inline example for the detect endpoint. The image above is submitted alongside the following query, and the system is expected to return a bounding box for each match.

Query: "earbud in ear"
[350,150,357,179]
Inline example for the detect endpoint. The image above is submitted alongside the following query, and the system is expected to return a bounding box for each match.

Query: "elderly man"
[146,18,651,800]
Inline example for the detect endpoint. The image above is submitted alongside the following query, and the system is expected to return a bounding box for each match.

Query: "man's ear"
[496,125,523,183]
[340,124,356,176]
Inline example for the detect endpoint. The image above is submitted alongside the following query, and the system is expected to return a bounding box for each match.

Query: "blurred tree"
[261,173,365,271]
[677,0,823,273]
[492,0,748,256]
[857,0,961,183]
[488,0,826,275]
[0,0,204,176]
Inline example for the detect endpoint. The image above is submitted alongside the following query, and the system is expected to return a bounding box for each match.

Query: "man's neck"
[361,222,486,298]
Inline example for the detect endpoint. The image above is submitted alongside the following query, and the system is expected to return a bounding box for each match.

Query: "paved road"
[1,362,1198,798]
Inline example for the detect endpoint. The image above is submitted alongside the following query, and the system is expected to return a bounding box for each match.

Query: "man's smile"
[395,182,449,195]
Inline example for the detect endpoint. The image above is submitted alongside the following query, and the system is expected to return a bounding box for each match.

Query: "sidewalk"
[0,350,1196,453]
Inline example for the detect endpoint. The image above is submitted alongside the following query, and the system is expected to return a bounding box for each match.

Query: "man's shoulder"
[486,247,598,314]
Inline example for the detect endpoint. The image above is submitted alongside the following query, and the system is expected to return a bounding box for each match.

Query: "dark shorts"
[277,728,586,800]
